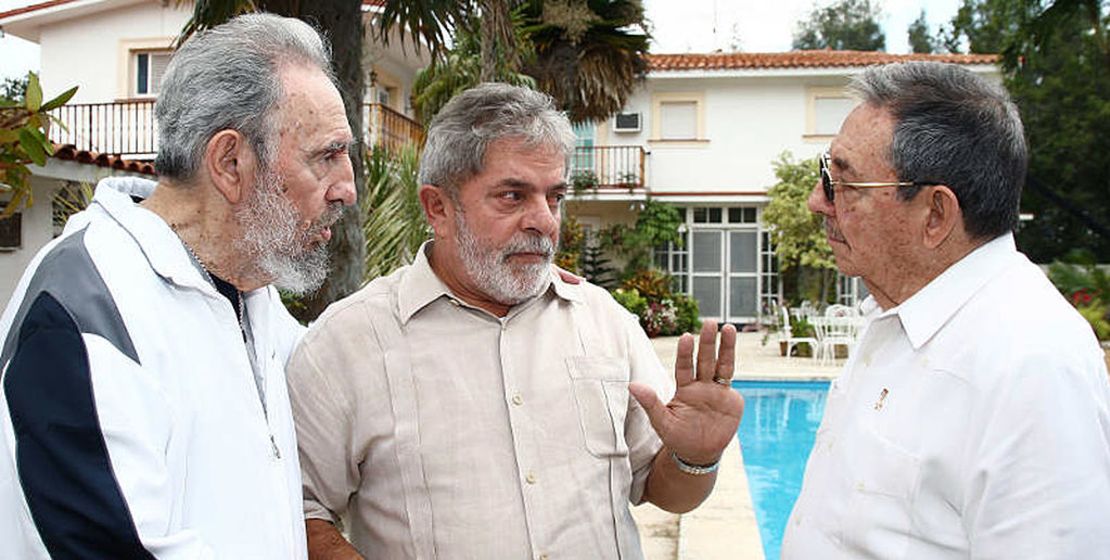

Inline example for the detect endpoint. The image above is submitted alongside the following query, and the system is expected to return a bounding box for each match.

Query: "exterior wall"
[362,26,430,118]
[603,74,851,193]
[1,178,61,304]
[588,65,1001,323]
[38,2,190,102]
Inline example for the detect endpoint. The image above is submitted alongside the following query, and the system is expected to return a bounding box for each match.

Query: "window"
[807,87,855,138]
[760,230,781,317]
[0,210,21,251]
[659,101,697,140]
[133,50,172,96]
[693,207,722,224]
[650,92,705,142]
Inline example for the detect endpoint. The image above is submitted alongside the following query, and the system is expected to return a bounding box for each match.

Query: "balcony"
[569,145,646,193]
[47,101,424,159]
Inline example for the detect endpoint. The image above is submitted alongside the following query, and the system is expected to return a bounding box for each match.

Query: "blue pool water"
[734,380,829,560]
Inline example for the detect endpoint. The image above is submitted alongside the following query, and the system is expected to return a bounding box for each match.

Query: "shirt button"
[525,471,537,484]
[539,554,549,560]
[856,482,865,491]
[512,394,524,406]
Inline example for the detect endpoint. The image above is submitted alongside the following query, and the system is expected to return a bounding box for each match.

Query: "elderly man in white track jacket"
[0,13,357,559]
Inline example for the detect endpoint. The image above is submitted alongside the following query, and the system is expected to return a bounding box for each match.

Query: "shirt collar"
[886,233,1019,350]
[397,240,582,323]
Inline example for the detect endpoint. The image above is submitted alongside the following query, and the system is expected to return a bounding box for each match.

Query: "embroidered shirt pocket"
[566,356,631,458]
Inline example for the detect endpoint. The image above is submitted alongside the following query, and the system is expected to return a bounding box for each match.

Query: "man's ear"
[923,185,962,249]
[204,130,256,205]
[419,184,453,237]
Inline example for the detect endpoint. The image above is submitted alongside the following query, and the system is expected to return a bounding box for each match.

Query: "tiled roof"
[647,50,999,71]
[1,0,383,20]
[51,144,156,176]
[0,0,77,20]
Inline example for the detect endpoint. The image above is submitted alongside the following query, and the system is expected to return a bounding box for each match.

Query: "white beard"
[454,210,556,306]
[234,170,343,295]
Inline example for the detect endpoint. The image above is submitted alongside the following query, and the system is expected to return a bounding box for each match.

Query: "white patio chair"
[813,316,861,365]
[825,303,856,318]
[780,306,818,360]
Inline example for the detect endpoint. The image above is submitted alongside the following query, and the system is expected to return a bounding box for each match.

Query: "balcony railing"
[364,103,424,153]
[47,100,424,159]
[569,145,646,192]
[50,100,158,158]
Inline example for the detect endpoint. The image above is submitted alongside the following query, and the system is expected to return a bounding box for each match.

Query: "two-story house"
[0,0,427,302]
[569,50,998,324]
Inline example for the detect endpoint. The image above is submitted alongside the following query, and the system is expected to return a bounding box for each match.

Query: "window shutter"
[149,52,172,95]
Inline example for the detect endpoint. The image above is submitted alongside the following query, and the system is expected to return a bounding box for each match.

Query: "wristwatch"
[670,450,720,475]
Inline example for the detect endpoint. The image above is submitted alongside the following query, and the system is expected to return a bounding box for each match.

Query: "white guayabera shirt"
[783,234,1110,560]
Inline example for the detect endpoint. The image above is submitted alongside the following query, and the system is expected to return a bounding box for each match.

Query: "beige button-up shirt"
[288,243,671,559]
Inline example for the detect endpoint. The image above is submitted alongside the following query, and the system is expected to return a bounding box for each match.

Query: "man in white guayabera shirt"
[287,83,746,560]
[782,61,1110,559]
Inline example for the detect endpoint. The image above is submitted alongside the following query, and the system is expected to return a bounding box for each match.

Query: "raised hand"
[629,320,745,465]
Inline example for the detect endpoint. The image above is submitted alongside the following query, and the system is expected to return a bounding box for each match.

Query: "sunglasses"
[819,152,936,203]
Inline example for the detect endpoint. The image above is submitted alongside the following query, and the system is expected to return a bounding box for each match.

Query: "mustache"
[823,218,845,242]
[501,234,555,261]
[310,202,345,232]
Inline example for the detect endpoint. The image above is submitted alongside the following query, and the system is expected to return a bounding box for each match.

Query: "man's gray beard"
[454,210,555,306]
[234,170,343,295]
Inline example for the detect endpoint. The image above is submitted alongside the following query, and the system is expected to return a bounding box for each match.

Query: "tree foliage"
[1,76,29,102]
[598,198,684,278]
[907,10,936,53]
[385,0,651,124]
[792,0,886,51]
[520,0,651,123]
[362,145,429,280]
[761,152,835,271]
[942,0,1110,262]
[0,72,77,217]
[411,12,536,124]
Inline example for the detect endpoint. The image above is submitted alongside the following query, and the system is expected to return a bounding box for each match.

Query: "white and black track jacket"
[0,177,308,559]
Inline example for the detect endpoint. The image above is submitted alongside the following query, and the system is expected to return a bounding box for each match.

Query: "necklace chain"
[177,234,246,333]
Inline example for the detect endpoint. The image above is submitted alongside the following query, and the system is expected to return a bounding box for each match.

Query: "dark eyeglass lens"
[820,155,834,202]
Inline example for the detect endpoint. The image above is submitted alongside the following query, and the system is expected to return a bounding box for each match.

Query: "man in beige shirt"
[287,83,745,559]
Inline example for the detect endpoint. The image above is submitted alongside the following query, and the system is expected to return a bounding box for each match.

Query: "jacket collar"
[91,177,217,293]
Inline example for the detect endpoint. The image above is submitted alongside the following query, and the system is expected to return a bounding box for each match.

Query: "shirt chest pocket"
[842,430,922,558]
[566,356,630,458]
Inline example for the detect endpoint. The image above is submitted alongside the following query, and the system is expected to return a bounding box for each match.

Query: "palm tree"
[411,12,536,124]
[380,0,651,124]
[521,0,651,123]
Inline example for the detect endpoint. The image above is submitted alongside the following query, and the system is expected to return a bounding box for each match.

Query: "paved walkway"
[631,331,844,560]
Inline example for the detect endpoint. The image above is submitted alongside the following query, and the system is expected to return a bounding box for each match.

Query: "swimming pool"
[734,380,829,560]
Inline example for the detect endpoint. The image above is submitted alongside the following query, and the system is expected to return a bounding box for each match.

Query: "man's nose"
[522,195,559,236]
[807,178,832,216]
[329,157,357,207]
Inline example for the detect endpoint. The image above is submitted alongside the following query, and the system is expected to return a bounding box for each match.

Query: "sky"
[0,0,964,82]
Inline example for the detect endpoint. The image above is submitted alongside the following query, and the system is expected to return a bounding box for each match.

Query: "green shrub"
[673,294,701,334]
[612,288,647,317]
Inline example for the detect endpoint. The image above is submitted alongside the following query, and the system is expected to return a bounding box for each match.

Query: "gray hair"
[154,13,336,180]
[418,83,576,200]
[848,61,1028,239]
